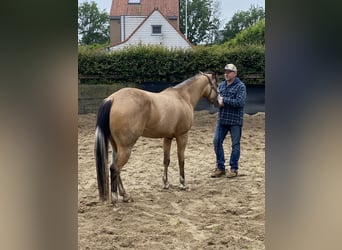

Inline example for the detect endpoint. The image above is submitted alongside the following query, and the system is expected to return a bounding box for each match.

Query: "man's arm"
[222,85,246,107]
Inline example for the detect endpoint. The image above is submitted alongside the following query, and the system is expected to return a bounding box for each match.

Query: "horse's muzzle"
[212,98,220,107]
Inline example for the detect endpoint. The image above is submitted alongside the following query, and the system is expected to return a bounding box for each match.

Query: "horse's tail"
[94,99,113,201]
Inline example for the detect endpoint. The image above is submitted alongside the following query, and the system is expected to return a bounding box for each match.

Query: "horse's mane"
[173,75,200,89]
[173,72,213,89]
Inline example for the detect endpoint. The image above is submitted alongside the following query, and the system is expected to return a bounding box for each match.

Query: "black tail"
[94,100,113,201]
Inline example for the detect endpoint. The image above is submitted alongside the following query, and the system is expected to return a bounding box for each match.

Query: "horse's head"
[200,72,218,104]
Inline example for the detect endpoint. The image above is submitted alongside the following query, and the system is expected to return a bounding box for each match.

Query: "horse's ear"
[199,71,203,74]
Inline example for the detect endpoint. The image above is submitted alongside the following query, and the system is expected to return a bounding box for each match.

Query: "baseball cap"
[224,64,237,72]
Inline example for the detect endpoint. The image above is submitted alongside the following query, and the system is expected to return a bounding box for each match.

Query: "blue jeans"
[213,123,242,171]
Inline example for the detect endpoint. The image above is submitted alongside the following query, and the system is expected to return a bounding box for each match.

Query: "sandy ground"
[78,111,265,250]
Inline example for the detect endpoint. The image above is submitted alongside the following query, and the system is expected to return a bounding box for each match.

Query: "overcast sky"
[78,0,265,26]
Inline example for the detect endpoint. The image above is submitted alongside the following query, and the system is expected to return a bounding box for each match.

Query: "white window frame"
[128,0,141,4]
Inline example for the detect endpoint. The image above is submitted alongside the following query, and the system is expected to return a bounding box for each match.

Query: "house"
[108,0,192,50]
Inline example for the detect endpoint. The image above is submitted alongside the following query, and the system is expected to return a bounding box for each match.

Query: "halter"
[200,72,218,99]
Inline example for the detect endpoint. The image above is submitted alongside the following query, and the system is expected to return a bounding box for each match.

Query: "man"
[211,63,247,178]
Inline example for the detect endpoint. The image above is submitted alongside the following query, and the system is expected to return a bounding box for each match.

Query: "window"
[152,25,162,34]
[128,0,140,3]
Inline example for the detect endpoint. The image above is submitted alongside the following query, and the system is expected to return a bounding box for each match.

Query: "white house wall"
[120,16,146,41]
[111,11,191,51]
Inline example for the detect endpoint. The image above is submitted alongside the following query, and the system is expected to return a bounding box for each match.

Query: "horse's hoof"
[178,184,187,190]
[112,201,120,211]
[113,205,121,212]
[123,195,133,203]
[163,184,170,189]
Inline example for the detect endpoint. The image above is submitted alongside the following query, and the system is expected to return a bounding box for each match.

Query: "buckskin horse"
[94,72,218,209]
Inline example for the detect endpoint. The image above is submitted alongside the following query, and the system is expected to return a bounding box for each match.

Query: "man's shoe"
[211,168,226,178]
[226,169,238,178]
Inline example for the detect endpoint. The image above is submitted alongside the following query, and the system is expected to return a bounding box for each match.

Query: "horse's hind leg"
[110,165,132,205]
[162,138,172,189]
[176,133,188,190]
[118,174,133,202]
[115,145,134,202]
[110,163,120,209]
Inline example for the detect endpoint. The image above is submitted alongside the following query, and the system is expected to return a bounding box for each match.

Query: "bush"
[78,43,264,85]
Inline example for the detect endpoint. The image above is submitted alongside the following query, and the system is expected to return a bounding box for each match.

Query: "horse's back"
[107,87,193,139]
[146,89,194,137]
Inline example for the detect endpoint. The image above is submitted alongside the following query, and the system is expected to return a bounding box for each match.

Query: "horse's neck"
[179,78,207,109]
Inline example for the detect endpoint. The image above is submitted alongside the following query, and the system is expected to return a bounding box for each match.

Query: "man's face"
[224,70,237,81]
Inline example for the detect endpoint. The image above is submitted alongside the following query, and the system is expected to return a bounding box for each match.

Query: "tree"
[179,0,221,45]
[78,1,109,45]
[221,5,265,43]
[225,19,265,47]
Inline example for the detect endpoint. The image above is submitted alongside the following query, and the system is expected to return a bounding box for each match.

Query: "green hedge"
[78,44,264,84]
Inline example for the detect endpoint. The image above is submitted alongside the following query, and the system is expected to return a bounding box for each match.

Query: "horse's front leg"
[176,133,188,190]
[162,138,172,189]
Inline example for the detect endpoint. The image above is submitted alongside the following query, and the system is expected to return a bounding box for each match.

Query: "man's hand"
[217,94,224,107]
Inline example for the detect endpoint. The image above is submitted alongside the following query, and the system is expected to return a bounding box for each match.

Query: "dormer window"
[128,0,140,3]
[152,25,162,35]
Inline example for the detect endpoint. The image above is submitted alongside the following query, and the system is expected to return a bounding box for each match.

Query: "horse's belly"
[142,122,191,139]
[141,128,174,138]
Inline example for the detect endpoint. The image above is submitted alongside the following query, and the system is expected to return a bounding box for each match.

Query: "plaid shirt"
[218,77,246,125]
